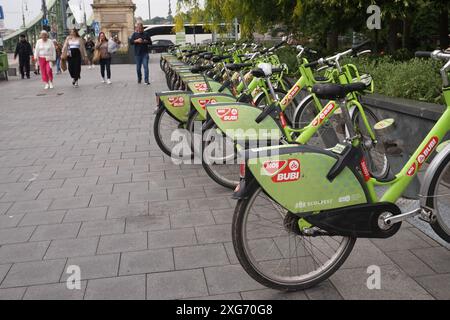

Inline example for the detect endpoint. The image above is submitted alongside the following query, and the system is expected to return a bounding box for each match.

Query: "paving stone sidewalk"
[0,56,449,300]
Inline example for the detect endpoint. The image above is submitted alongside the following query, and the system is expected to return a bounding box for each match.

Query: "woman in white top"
[34,30,56,90]
[62,28,87,87]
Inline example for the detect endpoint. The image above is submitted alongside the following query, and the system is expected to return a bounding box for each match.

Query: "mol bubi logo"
[168,96,185,107]
[216,108,238,121]
[312,102,335,127]
[263,159,301,183]
[198,99,217,110]
[194,83,208,92]
[407,136,439,176]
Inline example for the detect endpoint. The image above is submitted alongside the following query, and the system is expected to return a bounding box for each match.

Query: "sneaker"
[88,65,92,70]
[75,81,79,87]
[72,79,76,86]
[145,82,151,86]
[138,79,142,84]
[44,83,49,90]
[107,79,112,85]
[101,78,106,83]
[49,81,54,89]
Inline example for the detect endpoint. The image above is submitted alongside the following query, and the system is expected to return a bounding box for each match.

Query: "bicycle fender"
[156,91,192,123]
[190,93,236,119]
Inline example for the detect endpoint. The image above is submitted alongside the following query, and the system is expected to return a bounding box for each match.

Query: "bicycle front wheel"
[232,186,356,291]
[424,155,450,243]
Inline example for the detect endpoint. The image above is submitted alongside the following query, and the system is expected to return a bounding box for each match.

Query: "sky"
[0,0,186,30]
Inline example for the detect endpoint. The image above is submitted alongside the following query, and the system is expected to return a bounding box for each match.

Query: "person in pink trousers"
[34,30,56,90]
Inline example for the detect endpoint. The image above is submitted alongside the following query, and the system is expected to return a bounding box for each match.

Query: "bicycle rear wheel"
[233,186,356,291]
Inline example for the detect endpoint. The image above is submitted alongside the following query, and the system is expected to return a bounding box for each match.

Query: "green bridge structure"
[2,0,90,52]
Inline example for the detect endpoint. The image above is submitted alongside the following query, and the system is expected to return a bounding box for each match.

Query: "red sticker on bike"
[312,102,336,127]
[281,85,301,106]
[198,99,217,109]
[360,158,371,181]
[263,159,301,183]
[407,163,417,177]
[168,97,185,107]
[194,83,208,92]
[216,108,238,121]
[417,136,439,168]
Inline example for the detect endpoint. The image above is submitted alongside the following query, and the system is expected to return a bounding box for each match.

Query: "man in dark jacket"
[130,23,152,85]
[14,35,33,79]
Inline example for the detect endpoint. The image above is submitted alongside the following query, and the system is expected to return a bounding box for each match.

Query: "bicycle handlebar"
[415,51,432,58]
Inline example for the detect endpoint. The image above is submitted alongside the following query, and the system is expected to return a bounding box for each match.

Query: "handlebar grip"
[304,60,320,69]
[415,51,432,58]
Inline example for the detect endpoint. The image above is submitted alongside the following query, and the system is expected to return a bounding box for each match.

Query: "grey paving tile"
[129,189,167,203]
[64,207,107,222]
[97,232,147,254]
[133,172,167,183]
[0,214,24,229]
[19,211,66,226]
[146,269,208,300]
[189,197,231,211]
[304,280,343,300]
[148,228,197,249]
[371,228,431,252]
[8,199,52,214]
[212,208,235,224]
[148,199,189,215]
[50,196,91,210]
[170,212,215,229]
[0,202,13,215]
[168,187,206,201]
[0,226,35,245]
[385,250,436,277]
[90,193,129,207]
[0,264,11,283]
[411,247,450,274]
[24,281,87,300]
[195,224,232,244]
[78,219,125,238]
[330,264,434,300]
[61,254,120,281]
[85,275,146,300]
[37,186,78,200]
[174,244,229,269]
[204,264,265,295]
[76,184,113,196]
[342,239,393,269]
[97,173,132,185]
[0,241,50,264]
[107,202,148,219]
[30,222,81,241]
[1,259,66,288]
[119,249,174,275]
[0,287,26,300]
[125,215,170,233]
[415,274,450,300]
[45,237,99,259]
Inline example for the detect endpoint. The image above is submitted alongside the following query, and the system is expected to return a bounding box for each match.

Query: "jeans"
[135,54,149,83]
[56,57,61,73]
[100,58,111,79]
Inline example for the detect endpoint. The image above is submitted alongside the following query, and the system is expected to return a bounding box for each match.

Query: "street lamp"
[148,0,151,21]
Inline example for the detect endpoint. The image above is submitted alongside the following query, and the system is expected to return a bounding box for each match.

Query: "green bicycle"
[231,50,450,291]
[202,42,388,189]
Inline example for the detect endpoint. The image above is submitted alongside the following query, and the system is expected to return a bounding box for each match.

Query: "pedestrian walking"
[130,23,152,85]
[62,28,88,87]
[33,30,56,90]
[14,34,33,79]
[95,32,121,85]
[85,36,95,69]
[53,40,62,74]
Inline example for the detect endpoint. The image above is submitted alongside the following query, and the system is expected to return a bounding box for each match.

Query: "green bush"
[350,56,443,104]
[275,49,444,104]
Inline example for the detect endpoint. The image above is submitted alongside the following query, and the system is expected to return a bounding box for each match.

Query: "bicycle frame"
[365,88,450,203]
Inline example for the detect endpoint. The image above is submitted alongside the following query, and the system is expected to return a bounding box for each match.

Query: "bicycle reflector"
[239,163,246,179]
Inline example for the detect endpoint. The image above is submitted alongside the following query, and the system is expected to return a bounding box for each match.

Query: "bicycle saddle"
[191,65,215,74]
[312,83,367,99]
[225,63,253,71]
[251,67,284,78]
